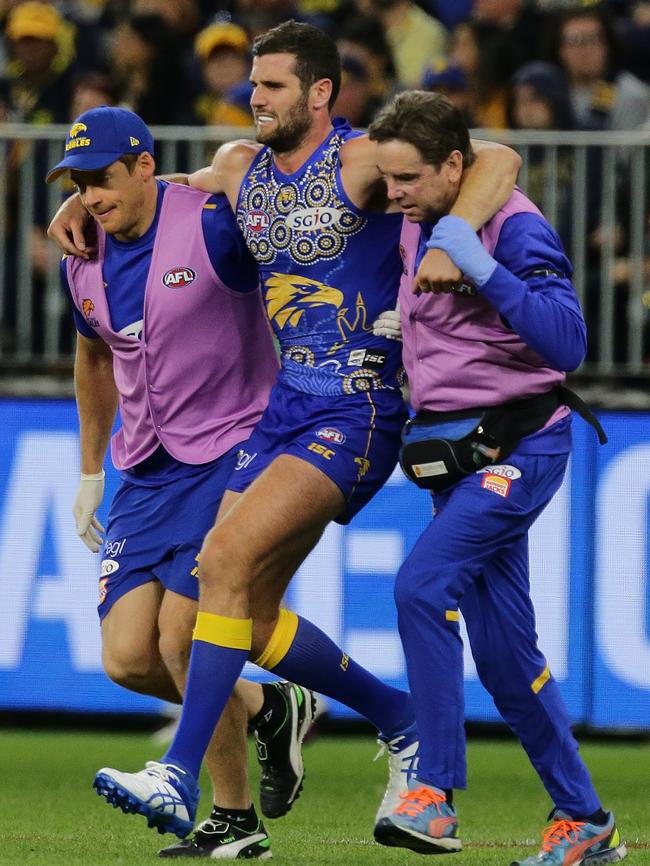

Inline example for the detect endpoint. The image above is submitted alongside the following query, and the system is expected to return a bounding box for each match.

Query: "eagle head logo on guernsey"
[265,274,344,329]
[162,267,196,288]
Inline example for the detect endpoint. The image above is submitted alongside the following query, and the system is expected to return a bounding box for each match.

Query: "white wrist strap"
[81,470,105,481]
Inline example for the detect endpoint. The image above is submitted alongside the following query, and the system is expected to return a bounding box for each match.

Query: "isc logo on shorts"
[308,442,335,460]
[162,267,196,288]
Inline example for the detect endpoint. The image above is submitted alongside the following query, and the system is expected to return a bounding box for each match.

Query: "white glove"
[73,471,106,553]
[372,303,402,341]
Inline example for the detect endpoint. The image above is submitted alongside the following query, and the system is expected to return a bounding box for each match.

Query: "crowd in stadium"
[0,0,649,133]
[0,0,648,364]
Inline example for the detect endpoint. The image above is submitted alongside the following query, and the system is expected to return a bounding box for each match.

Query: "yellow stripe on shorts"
[254,608,299,669]
[531,664,551,694]
[445,609,460,621]
[193,611,252,649]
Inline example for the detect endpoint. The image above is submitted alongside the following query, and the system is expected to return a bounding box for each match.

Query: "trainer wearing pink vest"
[367,91,624,866]
[65,182,274,469]
[398,189,566,414]
[47,106,313,860]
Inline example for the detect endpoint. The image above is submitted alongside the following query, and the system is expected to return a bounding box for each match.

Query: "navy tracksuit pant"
[394,416,601,817]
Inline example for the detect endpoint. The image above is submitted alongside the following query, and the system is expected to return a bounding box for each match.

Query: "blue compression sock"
[163,613,251,779]
[264,614,413,737]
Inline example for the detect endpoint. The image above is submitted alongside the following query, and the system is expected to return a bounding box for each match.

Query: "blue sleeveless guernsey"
[236,118,404,397]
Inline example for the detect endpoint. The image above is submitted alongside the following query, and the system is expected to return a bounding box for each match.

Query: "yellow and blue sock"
[256,610,413,737]
[163,612,252,779]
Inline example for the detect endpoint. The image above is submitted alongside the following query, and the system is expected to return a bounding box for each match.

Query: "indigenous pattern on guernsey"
[237,118,405,396]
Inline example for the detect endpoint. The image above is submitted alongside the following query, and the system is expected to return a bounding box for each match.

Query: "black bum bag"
[399,386,607,493]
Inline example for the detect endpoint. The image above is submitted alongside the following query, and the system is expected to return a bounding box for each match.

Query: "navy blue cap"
[421,62,468,92]
[46,106,154,182]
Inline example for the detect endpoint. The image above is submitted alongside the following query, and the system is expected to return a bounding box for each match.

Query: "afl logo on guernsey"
[286,207,342,231]
[162,267,196,288]
[247,210,270,232]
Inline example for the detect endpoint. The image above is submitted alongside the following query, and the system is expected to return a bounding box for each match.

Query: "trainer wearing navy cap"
[50,105,315,858]
[46,106,154,182]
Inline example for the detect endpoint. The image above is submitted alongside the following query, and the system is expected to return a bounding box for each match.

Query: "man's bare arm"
[159,173,190,185]
[47,194,95,258]
[75,334,118,474]
[452,140,521,229]
[188,139,262,208]
[414,140,520,292]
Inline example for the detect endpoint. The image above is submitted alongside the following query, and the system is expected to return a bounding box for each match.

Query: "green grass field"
[1,727,648,865]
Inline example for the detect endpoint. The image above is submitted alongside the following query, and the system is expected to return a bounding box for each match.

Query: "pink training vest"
[67,183,278,469]
[399,189,565,413]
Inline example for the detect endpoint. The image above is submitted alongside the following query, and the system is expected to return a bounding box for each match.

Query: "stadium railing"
[0,124,647,386]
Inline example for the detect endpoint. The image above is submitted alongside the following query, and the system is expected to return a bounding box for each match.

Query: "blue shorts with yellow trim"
[226,382,407,524]
[97,443,241,621]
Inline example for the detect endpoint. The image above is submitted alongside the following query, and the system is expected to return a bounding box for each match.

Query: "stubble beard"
[255,92,312,155]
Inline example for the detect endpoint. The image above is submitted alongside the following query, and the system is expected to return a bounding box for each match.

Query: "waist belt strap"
[557,385,608,444]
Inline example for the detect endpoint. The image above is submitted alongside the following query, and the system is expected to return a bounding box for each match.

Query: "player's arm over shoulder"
[188,139,262,208]
[339,134,391,211]
[455,139,522,229]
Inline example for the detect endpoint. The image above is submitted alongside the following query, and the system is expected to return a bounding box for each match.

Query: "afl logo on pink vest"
[162,267,196,288]
[246,210,269,232]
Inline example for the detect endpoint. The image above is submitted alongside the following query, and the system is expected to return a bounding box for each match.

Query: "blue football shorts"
[226,381,407,524]
[97,443,241,620]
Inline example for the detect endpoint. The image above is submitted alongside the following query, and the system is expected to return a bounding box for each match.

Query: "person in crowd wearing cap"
[47,105,317,859]
[0,2,79,353]
[2,1,77,125]
[507,60,580,252]
[193,21,253,127]
[421,58,474,126]
[366,88,623,866]
[48,20,523,845]
[331,52,375,127]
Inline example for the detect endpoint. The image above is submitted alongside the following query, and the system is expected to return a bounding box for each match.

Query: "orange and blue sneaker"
[374,778,461,854]
[373,721,420,828]
[512,810,627,865]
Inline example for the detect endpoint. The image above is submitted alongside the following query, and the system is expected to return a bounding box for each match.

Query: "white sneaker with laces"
[373,726,420,824]
[93,760,199,838]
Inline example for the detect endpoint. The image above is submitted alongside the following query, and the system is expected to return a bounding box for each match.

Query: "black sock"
[211,804,259,831]
[581,808,609,826]
[444,789,454,807]
[250,682,285,731]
